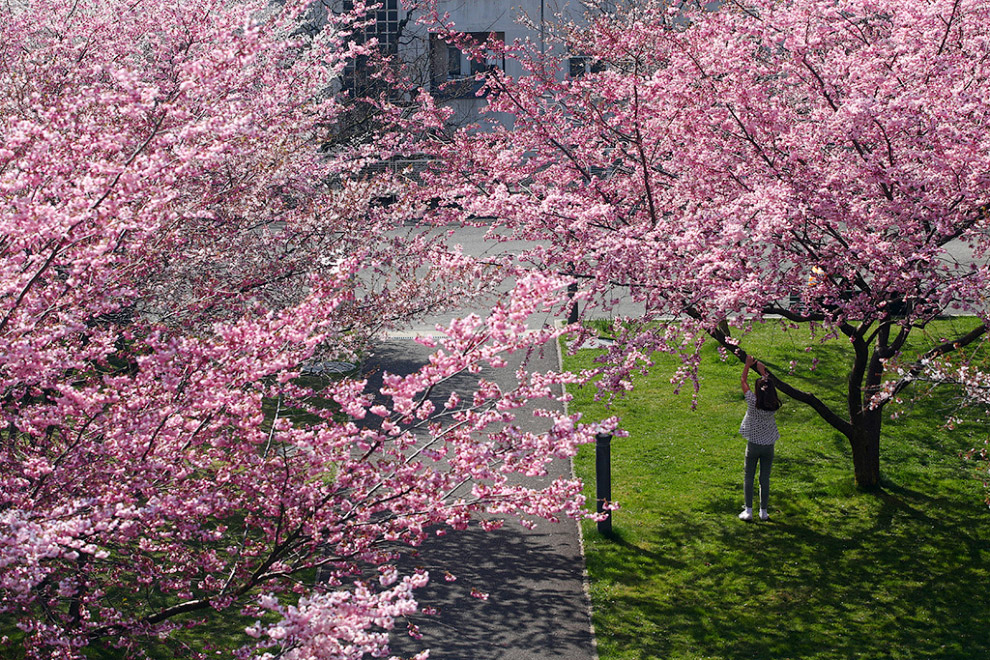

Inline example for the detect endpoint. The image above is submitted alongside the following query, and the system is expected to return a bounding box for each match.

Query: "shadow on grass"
[593,527,690,573]
[586,484,989,660]
[574,321,990,660]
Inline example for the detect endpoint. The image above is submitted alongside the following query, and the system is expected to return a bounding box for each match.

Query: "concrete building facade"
[349,0,590,125]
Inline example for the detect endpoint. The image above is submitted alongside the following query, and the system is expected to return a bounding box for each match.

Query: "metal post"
[595,431,613,536]
[567,280,579,324]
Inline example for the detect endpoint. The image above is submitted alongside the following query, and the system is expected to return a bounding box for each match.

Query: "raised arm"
[741,355,755,393]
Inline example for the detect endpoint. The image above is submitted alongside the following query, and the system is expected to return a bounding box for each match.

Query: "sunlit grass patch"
[566,320,990,660]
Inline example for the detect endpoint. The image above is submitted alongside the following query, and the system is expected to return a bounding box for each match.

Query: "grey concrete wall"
[398,0,590,126]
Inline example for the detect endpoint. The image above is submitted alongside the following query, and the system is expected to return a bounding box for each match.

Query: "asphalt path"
[399,222,982,328]
[390,222,644,331]
[362,336,597,660]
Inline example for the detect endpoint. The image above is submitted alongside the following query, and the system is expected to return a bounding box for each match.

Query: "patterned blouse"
[739,390,779,445]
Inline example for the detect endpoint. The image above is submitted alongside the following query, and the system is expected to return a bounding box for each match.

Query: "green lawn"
[565,321,990,660]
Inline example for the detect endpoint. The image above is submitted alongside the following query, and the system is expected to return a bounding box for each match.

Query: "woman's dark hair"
[755,376,781,411]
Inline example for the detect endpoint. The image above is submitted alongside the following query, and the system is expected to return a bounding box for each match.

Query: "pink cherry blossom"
[413,0,990,489]
[0,1,598,657]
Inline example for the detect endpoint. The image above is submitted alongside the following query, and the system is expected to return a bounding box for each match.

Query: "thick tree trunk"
[848,417,882,490]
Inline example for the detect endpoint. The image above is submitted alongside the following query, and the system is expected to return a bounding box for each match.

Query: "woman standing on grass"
[739,355,781,521]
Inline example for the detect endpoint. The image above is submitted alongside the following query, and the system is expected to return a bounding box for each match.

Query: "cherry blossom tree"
[0,0,599,657]
[414,0,990,490]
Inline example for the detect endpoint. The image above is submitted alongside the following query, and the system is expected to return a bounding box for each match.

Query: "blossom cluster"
[0,1,597,657]
[413,0,990,488]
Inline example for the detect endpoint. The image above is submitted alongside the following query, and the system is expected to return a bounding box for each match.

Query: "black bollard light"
[595,430,613,536]
[567,280,580,325]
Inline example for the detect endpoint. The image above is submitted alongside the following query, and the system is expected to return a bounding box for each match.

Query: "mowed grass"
[564,320,990,660]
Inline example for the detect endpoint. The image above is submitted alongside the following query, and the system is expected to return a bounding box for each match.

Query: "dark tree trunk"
[848,423,881,490]
[849,330,888,491]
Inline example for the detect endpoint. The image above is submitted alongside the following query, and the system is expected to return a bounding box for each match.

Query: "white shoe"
[738,508,753,521]
[759,509,769,521]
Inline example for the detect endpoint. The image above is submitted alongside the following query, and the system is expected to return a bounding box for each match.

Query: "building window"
[371,0,401,54]
[447,45,462,79]
[467,32,505,76]
[342,0,401,54]
[430,32,504,98]
[339,0,405,96]
[568,54,604,77]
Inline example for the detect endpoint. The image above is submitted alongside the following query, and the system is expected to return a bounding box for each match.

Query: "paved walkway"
[362,336,597,660]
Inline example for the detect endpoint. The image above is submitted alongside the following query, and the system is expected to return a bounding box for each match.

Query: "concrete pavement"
[361,336,597,660]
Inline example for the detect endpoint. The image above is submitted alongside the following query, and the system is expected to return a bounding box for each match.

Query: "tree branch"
[889,323,989,398]
[688,308,854,436]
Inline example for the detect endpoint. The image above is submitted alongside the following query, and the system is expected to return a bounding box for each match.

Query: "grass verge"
[565,321,990,660]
